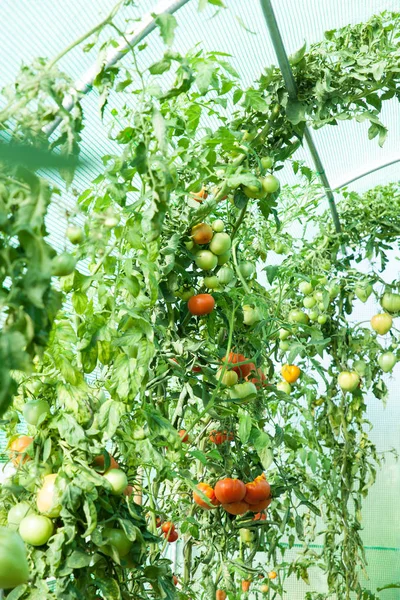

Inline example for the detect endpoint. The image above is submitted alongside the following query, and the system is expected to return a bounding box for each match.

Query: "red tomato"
[215,478,246,504]
[222,501,250,515]
[173,575,178,586]
[191,223,213,245]
[193,483,220,510]
[209,431,234,445]
[164,529,178,542]
[244,475,271,505]
[222,353,255,379]
[161,521,175,534]
[178,429,189,443]
[188,294,215,316]
[253,512,267,521]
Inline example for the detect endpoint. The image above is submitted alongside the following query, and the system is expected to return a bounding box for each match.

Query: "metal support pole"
[43,0,191,137]
[259,0,342,233]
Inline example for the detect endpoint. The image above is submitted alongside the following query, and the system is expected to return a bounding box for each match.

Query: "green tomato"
[185,240,194,251]
[314,291,324,302]
[51,253,76,277]
[7,503,34,531]
[217,369,238,387]
[370,313,392,335]
[217,267,235,285]
[288,309,309,325]
[261,156,274,170]
[195,250,218,271]
[212,219,225,232]
[317,302,325,311]
[103,528,133,557]
[243,182,263,199]
[318,276,328,285]
[279,328,290,340]
[378,351,397,373]
[303,296,316,309]
[354,283,373,303]
[204,276,220,290]
[380,292,400,314]
[240,528,255,544]
[277,381,291,394]
[279,341,289,352]
[209,233,232,256]
[0,527,30,589]
[18,463,52,493]
[217,251,231,265]
[103,469,128,495]
[321,260,331,271]
[299,281,313,295]
[338,371,360,393]
[353,360,367,376]
[22,400,50,426]
[274,241,285,254]
[238,262,255,279]
[317,314,328,325]
[328,284,340,299]
[19,514,54,546]
[309,310,319,322]
[229,382,258,399]
[66,225,84,245]
[243,305,261,326]
[175,287,195,301]
[261,174,280,194]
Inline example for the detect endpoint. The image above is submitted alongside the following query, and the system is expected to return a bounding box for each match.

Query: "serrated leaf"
[266,265,278,284]
[286,98,306,124]
[238,412,252,444]
[154,12,177,47]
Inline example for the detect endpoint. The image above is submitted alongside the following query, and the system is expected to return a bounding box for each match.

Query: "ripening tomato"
[222,352,254,379]
[242,580,251,592]
[7,503,34,531]
[338,371,360,392]
[93,453,119,472]
[276,380,291,394]
[178,430,189,443]
[124,485,134,497]
[188,294,215,316]
[22,400,50,426]
[191,223,213,245]
[249,367,268,388]
[229,382,258,399]
[380,292,400,314]
[216,590,227,600]
[193,483,220,509]
[260,583,269,593]
[192,188,208,202]
[8,436,34,466]
[195,250,218,271]
[173,575,178,586]
[281,364,301,383]
[19,514,54,546]
[209,431,234,445]
[244,475,271,505]
[161,521,175,534]
[268,571,277,580]
[36,474,62,518]
[222,501,250,515]
[215,478,246,504]
[164,529,179,542]
[103,469,128,495]
[217,368,239,387]
[370,313,392,335]
[103,528,133,557]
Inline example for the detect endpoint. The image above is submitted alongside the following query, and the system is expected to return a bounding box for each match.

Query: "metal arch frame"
[43,0,192,137]
[334,157,400,191]
[259,0,342,234]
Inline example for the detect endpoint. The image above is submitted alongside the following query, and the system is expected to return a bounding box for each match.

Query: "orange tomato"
[253,512,267,521]
[178,429,189,443]
[281,364,301,383]
[242,580,251,592]
[215,478,246,504]
[188,294,215,316]
[222,353,255,379]
[8,436,33,466]
[193,483,220,509]
[161,521,175,534]
[173,575,178,586]
[93,453,119,472]
[192,188,208,203]
[222,501,250,515]
[209,431,234,445]
[191,223,213,245]
[248,497,272,512]
[268,571,277,580]
[216,591,227,600]
[244,475,271,505]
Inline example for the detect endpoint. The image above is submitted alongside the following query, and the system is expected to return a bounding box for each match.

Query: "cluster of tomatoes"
[193,474,271,516]
[215,569,278,598]
[159,521,179,543]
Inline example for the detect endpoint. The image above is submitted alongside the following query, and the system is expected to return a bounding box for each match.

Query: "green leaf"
[244,89,268,113]
[266,265,278,284]
[189,450,207,465]
[286,98,306,124]
[154,12,177,47]
[295,514,304,540]
[149,58,171,75]
[66,550,92,568]
[98,400,126,439]
[238,412,252,444]
[196,62,214,95]
[227,173,260,188]
[289,41,306,65]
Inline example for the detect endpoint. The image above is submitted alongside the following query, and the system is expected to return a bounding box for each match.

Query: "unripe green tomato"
[328,284,340,299]
[261,174,280,194]
[204,276,220,290]
[317,314,328,325]
[217,267,235,285]
[353,360,367,376]
[195,250,218,271]
[243,182,263,199]
[261,156,274,170]
[22,400,50,426]
[317,302,325,311]
[66,225,84,245]
[314,291,324,302]
[288,309,309,324]
[212,219,225,232]
[274,241,285,254]
[103,469,128,495]
[303,296,316,309]
[279,341,289,352]
[238,262,255,279]
[243,305,261,326]
[103,528,133,558]
[19,514,54,546]
[299,281,313,295]
[209,233,232,256]
[0,528,30,588]
[51,253,76,277]
[176,287,195,301]
[338,371,360,392]
[217,368,239,387]
[185,240,194,251]
[229,382,258,399]
[378,351,397,373]
[7,503,34,531]
[277,381,291,394]
[354,283,372,303]
[318,276,328,285]
[217,251,231,265]
[240,528,255,544]
[104,216,119,228]
[279,328,290,340]
[381,292,400,314]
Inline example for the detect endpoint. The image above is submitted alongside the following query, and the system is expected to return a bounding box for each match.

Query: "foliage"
[0,6,399,600]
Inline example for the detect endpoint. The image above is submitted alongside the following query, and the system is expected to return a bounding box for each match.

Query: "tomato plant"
[0,528,30,589]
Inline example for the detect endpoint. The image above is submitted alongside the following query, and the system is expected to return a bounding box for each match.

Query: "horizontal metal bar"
[43,0,191,137]
[334,157,400,190]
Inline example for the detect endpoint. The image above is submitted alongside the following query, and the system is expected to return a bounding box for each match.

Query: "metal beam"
[334,157,400,191]
[43,0,191,137]
[259,0,342,234]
